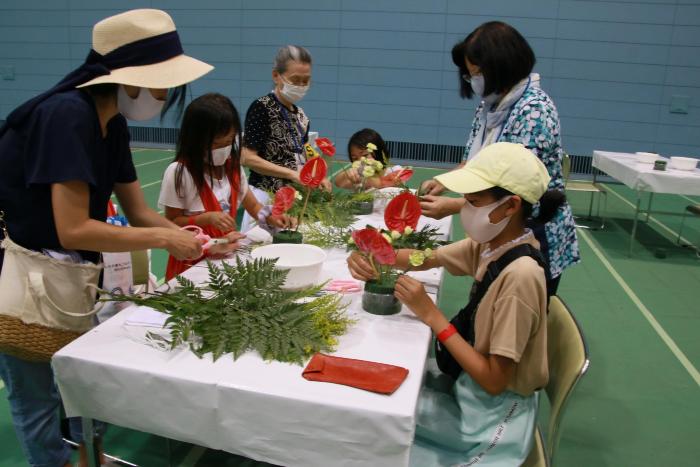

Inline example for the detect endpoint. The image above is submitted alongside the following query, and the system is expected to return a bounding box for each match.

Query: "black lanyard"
[271,93,304,155]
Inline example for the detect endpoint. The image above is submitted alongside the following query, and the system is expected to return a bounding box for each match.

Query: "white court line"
[178,445,207,467]
[141,179,163,189]
[679,194,699,206]
[134,155,172,168]
[578,228,700,387]
[605,184,693,245]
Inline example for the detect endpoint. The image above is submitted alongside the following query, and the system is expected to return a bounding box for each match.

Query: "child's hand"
[394,275,440,325]
[345,168,362,185]
[346,251,378,281]
[267,214,296,230]
[202,211,237,232]
[320,177,333,192]
[207,232,246,257]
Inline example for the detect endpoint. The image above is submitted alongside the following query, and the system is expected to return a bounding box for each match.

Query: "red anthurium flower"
[380,168,414,187]
[352,227,381,253]
[272,186,297,215]
[300,157,328,188]
[315,137,336,157]
[370,234,396,265]
[384,191,421,232]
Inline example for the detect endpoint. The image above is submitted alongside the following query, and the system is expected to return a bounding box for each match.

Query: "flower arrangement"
[347,190,445,314]
[270,137,336,243]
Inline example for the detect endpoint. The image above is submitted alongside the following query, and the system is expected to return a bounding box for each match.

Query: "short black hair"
[452,21,536,99]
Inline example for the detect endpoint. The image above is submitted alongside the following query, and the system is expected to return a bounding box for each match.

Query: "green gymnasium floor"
[1,148,699,466]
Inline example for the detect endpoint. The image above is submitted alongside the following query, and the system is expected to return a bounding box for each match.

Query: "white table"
[592,151,700,255]
[52,213,452,467]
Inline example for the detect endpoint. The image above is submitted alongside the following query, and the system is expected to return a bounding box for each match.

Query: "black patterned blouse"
[242,92,310,192]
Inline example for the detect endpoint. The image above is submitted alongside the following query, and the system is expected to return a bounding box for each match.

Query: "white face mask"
[117,85,165,121]
[460,197,512,244]
[210,145,232,166]
[469,74,485,97]
[279,77,309,103]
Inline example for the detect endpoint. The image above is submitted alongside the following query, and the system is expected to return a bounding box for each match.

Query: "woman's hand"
[421,179,445,196]
[288,170,302,185]
[419,195,464,220]
[200,211,237,232]
[165,229,203,260]
[346,251,377,281]
[394,275,442,326]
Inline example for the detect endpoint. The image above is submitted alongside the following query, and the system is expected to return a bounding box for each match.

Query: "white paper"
[124,305,168,327]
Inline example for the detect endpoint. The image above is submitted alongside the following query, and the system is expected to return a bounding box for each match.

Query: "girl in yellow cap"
[348,142,565,466]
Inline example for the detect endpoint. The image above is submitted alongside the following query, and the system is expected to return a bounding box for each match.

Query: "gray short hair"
[273,45,312,73]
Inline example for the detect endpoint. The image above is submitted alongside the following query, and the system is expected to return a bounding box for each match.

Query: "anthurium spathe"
[384,191,421,233]
[272,186,297,216]
[315,137,336,157]
[300,157,328,188]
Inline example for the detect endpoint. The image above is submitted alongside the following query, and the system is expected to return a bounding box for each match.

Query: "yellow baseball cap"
[434,142,551,204]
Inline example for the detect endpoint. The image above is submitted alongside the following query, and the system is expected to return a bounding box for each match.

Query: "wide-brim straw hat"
[77,9,213,89]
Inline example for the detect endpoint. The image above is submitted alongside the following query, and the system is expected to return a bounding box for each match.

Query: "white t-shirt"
[158,162,249,215]
[384,164,404,175]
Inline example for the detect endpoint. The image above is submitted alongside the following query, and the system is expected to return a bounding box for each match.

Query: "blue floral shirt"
[464,85,580,278]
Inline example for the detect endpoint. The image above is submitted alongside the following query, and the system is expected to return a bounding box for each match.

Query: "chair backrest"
[561,153,572,184]
[545,296,590,464]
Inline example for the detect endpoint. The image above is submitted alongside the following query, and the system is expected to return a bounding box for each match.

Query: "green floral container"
[272,230,303,244]
[352,199,374,215]
[362,281,401,315]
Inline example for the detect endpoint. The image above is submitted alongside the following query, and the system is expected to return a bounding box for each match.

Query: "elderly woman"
[421,21,579,294]
[241,45,330,230]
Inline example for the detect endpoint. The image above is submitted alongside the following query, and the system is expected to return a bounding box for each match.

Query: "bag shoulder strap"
[454,244,547,345]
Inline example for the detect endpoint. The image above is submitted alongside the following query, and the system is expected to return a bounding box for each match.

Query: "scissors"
[180,225,230,251]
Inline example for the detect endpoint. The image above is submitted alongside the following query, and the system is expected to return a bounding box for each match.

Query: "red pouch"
[302,353,409,395]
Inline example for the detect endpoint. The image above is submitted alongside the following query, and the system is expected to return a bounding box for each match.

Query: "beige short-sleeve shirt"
[436,232,548,396]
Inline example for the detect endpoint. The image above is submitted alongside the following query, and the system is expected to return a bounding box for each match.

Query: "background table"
[592,151,700,254]
[52,213,452,467]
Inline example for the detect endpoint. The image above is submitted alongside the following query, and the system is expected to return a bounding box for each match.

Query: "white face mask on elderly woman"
[460,196,512,243]
[117,85,165,121]
[279,78,309,103]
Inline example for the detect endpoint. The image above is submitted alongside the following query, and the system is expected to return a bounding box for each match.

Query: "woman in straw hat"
[0,9,212,467]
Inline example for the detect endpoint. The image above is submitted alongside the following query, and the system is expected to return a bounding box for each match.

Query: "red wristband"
[188,215,196,226]
[437,324,457,343]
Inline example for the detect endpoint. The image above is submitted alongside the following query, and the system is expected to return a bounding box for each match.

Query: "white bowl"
[250,243,326,290]
[635,152,660,164]
[669,156,698,171]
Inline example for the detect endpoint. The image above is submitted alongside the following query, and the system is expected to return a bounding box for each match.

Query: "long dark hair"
[452,21,535,99]
[488,186,565,225]
[347,128,390,165]
[175,93,241,196]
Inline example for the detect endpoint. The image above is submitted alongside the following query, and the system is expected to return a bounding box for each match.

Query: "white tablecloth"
[52,214,453,467]
[592,151,700,196]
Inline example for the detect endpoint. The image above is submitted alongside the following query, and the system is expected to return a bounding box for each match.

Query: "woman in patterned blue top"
[421,21,579,292]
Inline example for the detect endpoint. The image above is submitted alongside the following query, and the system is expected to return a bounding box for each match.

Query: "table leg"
[645,192,654,223]
[81,417,100,467]
[630,191,642,256]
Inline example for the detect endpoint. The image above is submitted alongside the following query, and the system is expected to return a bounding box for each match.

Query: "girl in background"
[335,128,409,190]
